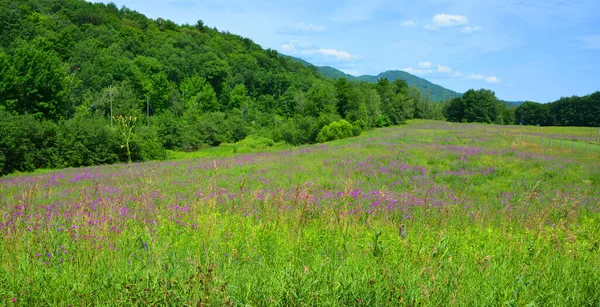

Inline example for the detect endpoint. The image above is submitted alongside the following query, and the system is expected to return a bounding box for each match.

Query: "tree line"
[515,92,600,126]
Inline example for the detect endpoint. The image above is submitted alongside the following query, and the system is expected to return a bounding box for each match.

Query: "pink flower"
[11,297,16,303]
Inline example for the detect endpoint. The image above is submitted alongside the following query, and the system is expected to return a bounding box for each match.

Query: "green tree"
[335,78,353,118]
[462,89,501,123]
[443,97,465,122]
[180,75,219,113]
[144,72,174,114]
[0,37,67,120]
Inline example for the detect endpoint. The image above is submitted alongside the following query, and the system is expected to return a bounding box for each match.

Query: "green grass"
[167,138,291,161]
[1,120,600,305]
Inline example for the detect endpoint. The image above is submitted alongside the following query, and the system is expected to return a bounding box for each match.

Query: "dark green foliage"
[515,92,600,127]
[376,78,414,125]
[443,89,514,125]
[462,89,501,124]
[517,92,600,127]
[0,109,167,175]
[154,111,188,150]
[0,111,57,175]
[515,101,546,125]
[53,116,119,168]
[225,110,249,142]
[443,97,465,122]
[0,37,67,120]
[334,78,353,118]
[132,126,167,161]
[196,112,228,147]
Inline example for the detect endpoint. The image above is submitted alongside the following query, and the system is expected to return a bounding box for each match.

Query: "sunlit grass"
[1,120,599,305]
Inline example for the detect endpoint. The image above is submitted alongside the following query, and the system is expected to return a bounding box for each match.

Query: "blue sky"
[98,0,599,102]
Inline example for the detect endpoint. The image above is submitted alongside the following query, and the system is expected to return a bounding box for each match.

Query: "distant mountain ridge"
[286,56,461,102]
[287,56,524,106]
[355,70,462,102]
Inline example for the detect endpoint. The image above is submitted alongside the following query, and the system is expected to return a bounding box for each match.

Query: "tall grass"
[1,121,599,305]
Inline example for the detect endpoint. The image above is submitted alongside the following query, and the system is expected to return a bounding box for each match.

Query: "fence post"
[550,138,553,148]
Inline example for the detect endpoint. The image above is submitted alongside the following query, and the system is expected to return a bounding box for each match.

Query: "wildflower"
[11,298,16,303]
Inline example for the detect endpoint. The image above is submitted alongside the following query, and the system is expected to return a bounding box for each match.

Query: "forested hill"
[357,71,462,102]
[287,56,461,102]
[0,0,449,175]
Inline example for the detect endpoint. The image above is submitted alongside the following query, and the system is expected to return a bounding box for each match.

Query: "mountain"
[286,56,461,102]
[501,100,525,107]
[357,71,462,102]
[316,66,358,81]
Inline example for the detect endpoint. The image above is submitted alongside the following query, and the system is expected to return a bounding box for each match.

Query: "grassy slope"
[1,120,600,305]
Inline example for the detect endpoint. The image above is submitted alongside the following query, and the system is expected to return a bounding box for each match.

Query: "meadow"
[1,120,599,306]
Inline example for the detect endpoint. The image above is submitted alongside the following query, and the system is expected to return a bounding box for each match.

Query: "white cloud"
[310,48,359,60]
[281,43,295,52]
[278,22,327,34]
[577,35,600,49]
[403,62,454,75]
[426,13,468,29]
[437,64,452,73]
[418,61,433,68]
[486,76,500,83]
[402,20,416,27]
[402,67,433,75]
[452,72,464,77]
[467,74,500,83]
[280,40,359,61]
[462,26,482,33]
[280,40,313,52]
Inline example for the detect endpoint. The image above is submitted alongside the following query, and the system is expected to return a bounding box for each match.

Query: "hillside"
[357,71,462,102]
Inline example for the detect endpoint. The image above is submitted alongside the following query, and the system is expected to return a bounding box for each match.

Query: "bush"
[316,120,356,143]
[130,126,167,161]
[352,119,366,136]
[155,111,189,150]
[237,135,275,149]
[225,110,249,143]
[54,116,119,168]
[196,112,227,147]
[0,112,57,175]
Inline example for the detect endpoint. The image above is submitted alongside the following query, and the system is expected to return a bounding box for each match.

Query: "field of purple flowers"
[1,121,599,305]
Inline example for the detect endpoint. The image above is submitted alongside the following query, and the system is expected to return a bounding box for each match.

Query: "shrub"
[237,135,275,149]
[131,126,167,161]
[316,119,356,143]
[54,116,119,168]
[154,111,188,150]
[0,112,57,175]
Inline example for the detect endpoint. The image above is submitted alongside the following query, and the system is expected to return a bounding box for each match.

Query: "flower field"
[1,121,600,305]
